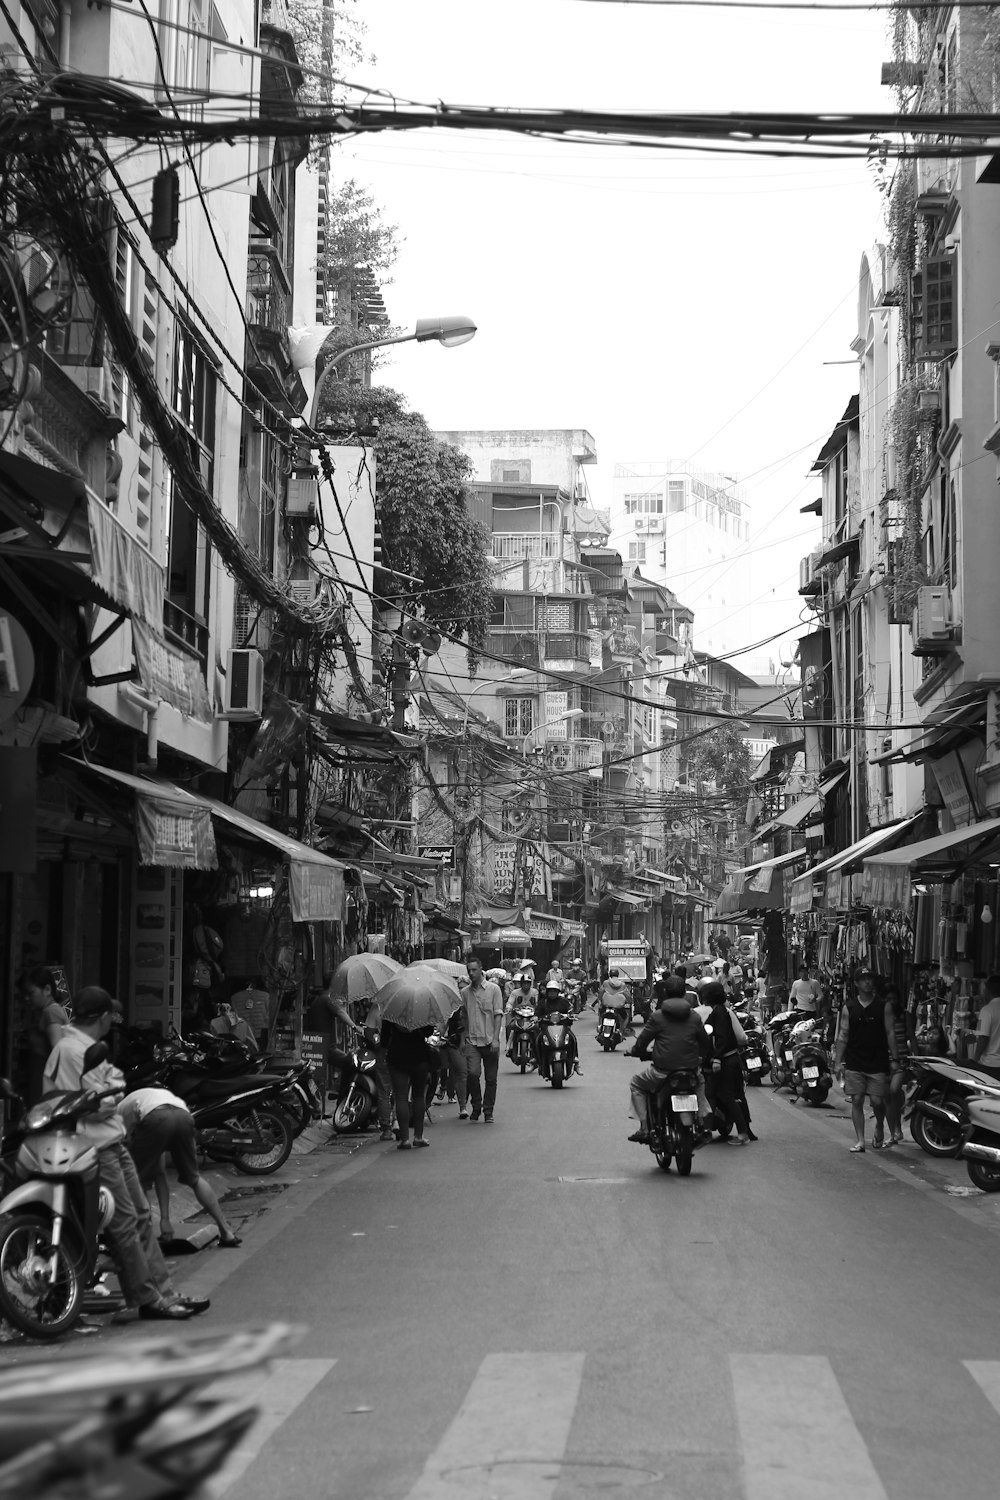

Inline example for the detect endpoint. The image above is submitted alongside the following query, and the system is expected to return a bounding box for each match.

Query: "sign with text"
[606,940,648,980]
[491,842,551,901]
[544,691,569,739]
[418,844,455,868]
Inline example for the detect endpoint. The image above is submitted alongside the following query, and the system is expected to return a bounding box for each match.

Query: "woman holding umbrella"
[377,968,464,1149]
[326,954,402,1141]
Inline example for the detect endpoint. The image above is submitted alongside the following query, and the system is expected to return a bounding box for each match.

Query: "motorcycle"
[958,1090,1000,1192]
[907,1056,1000,1158]
[506,1003,539,1073]
[595,1003,624,1052]
[0,1067,117,1339]
[330,1032,380,1133]
[734,1010,771,1085]
[645,1068,703,1176]
[767,1009,801,1090]
[0,1321,300,1498]
[536,1011,578,1089]
[786,1016,833,1106]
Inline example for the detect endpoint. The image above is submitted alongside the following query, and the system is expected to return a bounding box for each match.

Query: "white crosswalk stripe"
[403,1352,585,1500]
[730,1354,890,1500]
[204,1357,336,1499]
[964,1360,1000,1417]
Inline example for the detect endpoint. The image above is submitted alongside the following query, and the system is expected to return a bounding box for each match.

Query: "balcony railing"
[486,628,540,667]
[246,242,290,339]
[543,632,592,664]
[163,599,209,666]
[571,737,604,772]
[491,533,562,561]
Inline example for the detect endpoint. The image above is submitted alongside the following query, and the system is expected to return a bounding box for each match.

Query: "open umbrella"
[408,958,469,982]
[330,953,402,1003]
[377,969,463,1032]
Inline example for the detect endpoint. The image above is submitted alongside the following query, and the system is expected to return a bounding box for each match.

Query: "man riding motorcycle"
[535,980,583,1078]
[623,976,713,1142]
[596,969,632,1036]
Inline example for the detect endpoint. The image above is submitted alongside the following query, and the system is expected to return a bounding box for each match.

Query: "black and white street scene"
[5,1,1000,1496]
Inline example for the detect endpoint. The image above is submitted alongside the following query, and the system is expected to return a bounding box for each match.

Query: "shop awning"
[714,848,809,916]
[607,887,652,907]
[628,868,682,885]
[869,700,986,767]
[70,761,348,921]
[774,792,821,829]
[750,738,805,783]
[788,814,926,913]
[861,815,1000,907]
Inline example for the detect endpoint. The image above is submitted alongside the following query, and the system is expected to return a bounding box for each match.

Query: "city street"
[105,1041,1000,1500]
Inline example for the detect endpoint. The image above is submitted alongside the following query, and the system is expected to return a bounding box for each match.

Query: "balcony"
[492,533,562,562]
[609,628,641,661]
[571,737,604,774]
[543,632,593,669]
[486,628,540,668]
[246,242,291,351]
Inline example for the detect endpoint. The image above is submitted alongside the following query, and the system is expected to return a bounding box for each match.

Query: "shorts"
[843,1070,888,1104]
[129,1104,200,1188]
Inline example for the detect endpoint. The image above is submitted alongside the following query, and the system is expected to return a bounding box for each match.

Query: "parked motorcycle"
[537,1011,578,1089]
[786,1016,833,1106]
[645,1068,703,1176]
[0,1322,300,1498]
[0,1068,117,1339]
[595,1003,624,1052]
[907,1056,1000,1158]
[768,1009,800,1091]
[330,1033,380,1132]
[958,1090,1000,1192]
[734,1010,771,1085]
[125,1042,295,1175]
[506,1002,539,1073]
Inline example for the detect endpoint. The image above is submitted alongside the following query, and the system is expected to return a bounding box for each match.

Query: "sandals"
[139,1301,193,1321]
[217,1235,243,1249]
[849,1143,866,1154]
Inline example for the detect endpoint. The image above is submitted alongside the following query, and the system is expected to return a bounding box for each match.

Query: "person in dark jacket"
[383,1021,440,1149]
[701,981,756,1145]
[833,968,891,1152]
[624,976,713,1142]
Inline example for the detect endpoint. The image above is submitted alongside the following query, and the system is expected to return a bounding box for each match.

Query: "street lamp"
[522,708,582,758]
[306,315,477,430]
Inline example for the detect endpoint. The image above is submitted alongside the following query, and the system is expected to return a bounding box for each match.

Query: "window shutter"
[918,256,956,356]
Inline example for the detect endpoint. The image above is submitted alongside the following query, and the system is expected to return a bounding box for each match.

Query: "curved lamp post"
[309,315,477,430]
[523,708,582,758]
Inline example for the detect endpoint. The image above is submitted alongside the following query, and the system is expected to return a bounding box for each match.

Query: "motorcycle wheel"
[231,1106,294,1174]
[280,1095,310,1137]
[911,1110,962,1158]
[550,1062,564,1089]
[654,1149,672,1171]
[804,1086,830,1107]
[967,1159,1000,1193]
[675,1144,693,1177]
[0,1211,85,1339]
[333,1083,373,1135]
[519,1060,527,1074]
[602,1039,612,1052]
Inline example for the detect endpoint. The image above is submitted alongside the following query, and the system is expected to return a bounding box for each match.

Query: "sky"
[333,0,894,674]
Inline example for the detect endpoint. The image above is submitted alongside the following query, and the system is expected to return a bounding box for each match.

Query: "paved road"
[136,1043,1000,1497]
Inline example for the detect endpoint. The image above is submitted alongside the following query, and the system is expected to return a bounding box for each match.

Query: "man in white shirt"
[463,957,505,1122]
[789,966,821,1015]
[973,974,1000,1078]
[119,1086,242,1247]
[43,987,205,1321]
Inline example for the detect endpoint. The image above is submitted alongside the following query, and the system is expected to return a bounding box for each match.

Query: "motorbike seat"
[184,1074,286,1100]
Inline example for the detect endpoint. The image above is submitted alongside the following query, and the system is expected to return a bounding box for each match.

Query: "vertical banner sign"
[545,691,569,739]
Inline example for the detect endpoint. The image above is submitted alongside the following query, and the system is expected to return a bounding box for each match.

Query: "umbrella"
[329,953,403,1003]
[377,969,464,1032]
[408,958,469,982]
[485,967,508,983]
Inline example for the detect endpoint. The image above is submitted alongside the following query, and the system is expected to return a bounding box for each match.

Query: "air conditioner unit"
[285,469,318,517]
[547,743,572,771]
[634,518,647,531]
[222,648,264,719]
[912,585,952,654]
[799,555,814,591]
[646,516,663,533]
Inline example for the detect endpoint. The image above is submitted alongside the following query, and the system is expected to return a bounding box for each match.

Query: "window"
[667,480,685,514]
[502,468,520,483]
[911,256,956,357]
[505,697,534,737]
[628,542,647,563]
[164,323,218,661]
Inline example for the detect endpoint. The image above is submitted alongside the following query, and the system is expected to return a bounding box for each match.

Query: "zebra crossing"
[211,1350,1000,1499]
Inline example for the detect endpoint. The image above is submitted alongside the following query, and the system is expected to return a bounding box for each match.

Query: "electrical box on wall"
[912,586,952,654]
[222,648,264,719]
[286,469,318,517]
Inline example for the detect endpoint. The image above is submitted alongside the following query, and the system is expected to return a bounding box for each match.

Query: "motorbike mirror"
[82,1041,110,1071]
[704,1025,714,1035]
[0,1076,21,1102]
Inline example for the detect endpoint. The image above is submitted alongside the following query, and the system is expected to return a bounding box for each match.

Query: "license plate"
[801,1065,819,1080]
[671,1094,698,1112]
[747,1056,761,1069]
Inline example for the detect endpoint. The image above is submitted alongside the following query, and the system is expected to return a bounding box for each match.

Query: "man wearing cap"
[43,987,208,1320]
[832,969,892,1153]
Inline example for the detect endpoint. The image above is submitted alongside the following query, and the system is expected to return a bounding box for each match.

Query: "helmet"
[544,980,562,994]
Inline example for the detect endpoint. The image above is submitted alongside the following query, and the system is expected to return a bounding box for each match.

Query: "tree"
[318,383,495,666]
[689,723,753,792]
[285,0,371,105]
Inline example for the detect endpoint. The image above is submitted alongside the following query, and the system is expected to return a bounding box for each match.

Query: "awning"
[774,792,821,829]
[870,700,986,767]
[714,848,809,916]
[70,761,347,921]
[788,814,926,914]
[607,887,652,908]
[861,815,1000,908]
[629,867,682,884]
[750,738,805,783]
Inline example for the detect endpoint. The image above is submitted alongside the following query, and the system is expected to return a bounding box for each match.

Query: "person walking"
[972,974,1000,1081]
[384,1021,438,1149]
[833,968,892,1152]
[789,964,821,1015]
[883,982,914,1146]
[118,1086,243,1247]
[463,957,504,1123]
[439,998,470,1116]
[43,987,206,1320]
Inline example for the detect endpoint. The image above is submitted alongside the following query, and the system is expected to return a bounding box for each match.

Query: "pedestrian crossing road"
[209,1350,1000,1500]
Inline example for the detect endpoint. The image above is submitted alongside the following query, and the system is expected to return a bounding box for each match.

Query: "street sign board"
[418,844,455,868]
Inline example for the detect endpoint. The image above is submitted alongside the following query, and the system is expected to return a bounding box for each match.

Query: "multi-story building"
[609,462,751,656]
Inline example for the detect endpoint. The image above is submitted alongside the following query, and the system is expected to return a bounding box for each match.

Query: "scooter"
[536,1011,578,1089]
[768,1008,805,1091]
[907,1056,1000,1157]
[330,1032,380,1133]
[0,1068,117,1340]
[645,1068,703,1176]
[506,1003,539,1073]
[734,1010,771,1085]
[787,1016,833,1106]
[595,1003,624,1052]
[0,1322,300,1498]
[958,1090,1000,1192]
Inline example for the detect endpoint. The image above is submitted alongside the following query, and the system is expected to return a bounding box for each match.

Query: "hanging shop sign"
[289,860,345,923]
[132,620,213,721]
[492,842,551,902]
[301,1031,329,1087]
[418,844,455,868]
[136,793,218,869]
[525,917,556,940]
[931,744,985,829]
[544,691,569,739]
[0,611,35,727]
